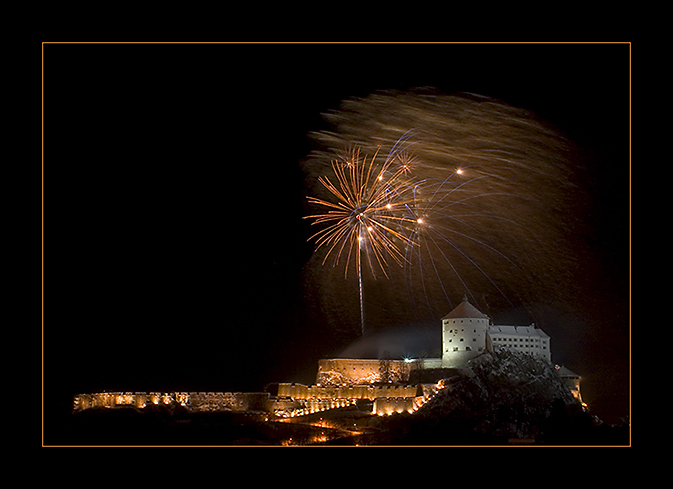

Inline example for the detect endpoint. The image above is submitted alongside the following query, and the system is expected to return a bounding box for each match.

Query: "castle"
[442,295,551,366]
[73,297,581,417]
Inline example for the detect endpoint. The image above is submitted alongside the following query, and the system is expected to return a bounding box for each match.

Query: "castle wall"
[73,392,270,413]
[418,358,443,369]
[271,398,357,418]
[73,392,190,412]
[276,383,418,401]
[441,350,486,368]
[186,392,271,413]
[73,383,432,418]
[373,396,425,416]
[316,359,416,385]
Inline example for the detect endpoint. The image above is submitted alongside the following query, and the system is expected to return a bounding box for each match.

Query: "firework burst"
[304,146,421,279]
[304,142,430,334]
[304,137,506,335]
[302,91,586,338]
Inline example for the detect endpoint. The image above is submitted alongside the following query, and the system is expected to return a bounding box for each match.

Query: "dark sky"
[43,43,629,434]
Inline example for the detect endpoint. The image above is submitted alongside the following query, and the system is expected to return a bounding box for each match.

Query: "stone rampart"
[73,392,189,412]
[373,396,425,416]
[186,392,271,413]
[276,382,418,401]
[73,391,270,413]
[73,381,441,419]
[272,398,356,418]
[316,358,417,385]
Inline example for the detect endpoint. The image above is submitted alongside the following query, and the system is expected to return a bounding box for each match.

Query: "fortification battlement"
[316,358,420,385]
[275,382,421,400]
[73,391,271,413]
[72,383,435,418]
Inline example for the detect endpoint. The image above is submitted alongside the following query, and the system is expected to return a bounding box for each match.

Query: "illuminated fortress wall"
[73,392,184,411]
[73,392,272,413]
[186,392,271,412]
[373,396,423,416]
[277,382,419,400]
[73,383,432,418]
[316,359,419,385]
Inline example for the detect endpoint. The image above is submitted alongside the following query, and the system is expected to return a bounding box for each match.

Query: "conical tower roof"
[442,295,489,320]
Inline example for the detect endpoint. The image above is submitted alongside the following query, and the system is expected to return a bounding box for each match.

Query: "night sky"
[43,43,630,437]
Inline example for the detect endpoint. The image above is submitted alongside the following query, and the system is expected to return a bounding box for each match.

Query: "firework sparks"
[304,138,517,336]
[303,147,421,280]
[302,91,586,338]
[304,144,431,335]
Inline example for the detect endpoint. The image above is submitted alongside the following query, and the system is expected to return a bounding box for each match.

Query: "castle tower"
[441,295,491,368]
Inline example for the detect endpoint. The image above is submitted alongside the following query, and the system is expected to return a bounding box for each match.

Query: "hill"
[362,348,628,445]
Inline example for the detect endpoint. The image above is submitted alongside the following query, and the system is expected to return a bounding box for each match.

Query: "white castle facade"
[439,295,551,368]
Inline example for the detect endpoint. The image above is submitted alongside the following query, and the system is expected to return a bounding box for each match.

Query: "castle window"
[466,347,471,351]
[460,338,464,342]
[454,347,458,351]
[448,339,452,342]
[473,338,477,341]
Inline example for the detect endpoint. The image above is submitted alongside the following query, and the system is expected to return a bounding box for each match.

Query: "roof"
[442,295,489,320]
[555,365,580,378]
[489,325,550,338]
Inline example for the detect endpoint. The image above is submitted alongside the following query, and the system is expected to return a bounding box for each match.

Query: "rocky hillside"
[371,348,606,444]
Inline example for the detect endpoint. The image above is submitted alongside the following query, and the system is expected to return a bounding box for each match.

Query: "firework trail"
[302,90,586,339]
[303,141,425,334]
